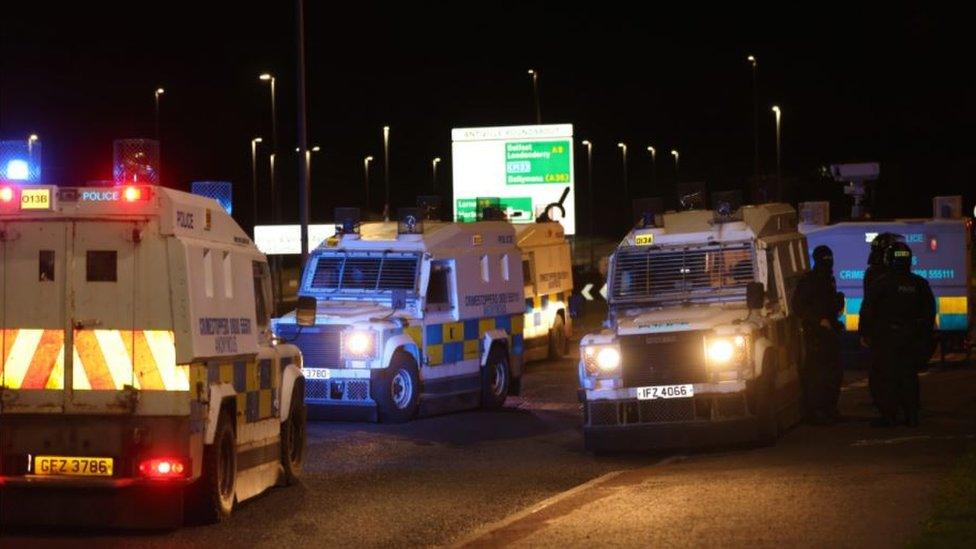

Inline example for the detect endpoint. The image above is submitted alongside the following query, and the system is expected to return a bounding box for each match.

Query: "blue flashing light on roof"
[0,139,42,183]
[4,159,29,180]
[191,181,233,215]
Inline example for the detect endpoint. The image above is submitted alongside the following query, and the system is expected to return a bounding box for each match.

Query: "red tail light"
[138,457,189,480]
[0,187,13,203]
[123,186,143,202]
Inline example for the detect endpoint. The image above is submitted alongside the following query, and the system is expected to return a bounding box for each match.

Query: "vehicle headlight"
[583,344,621,376]
[704,335,749,369]
[341,330,377,361]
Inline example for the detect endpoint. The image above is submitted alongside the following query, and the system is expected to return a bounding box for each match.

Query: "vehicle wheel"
[280,380,306,485]
[373,353,420,423]
[188,409,236,523]
[753,355,779,442]
[548,313,569,359]
[482,345,510,409]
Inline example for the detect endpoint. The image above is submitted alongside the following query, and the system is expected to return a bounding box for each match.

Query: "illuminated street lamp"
[747,55,759,177]
[772,105,782,183]
[581,140,595,268]
[364,155,374,211]
[617,142,628,197]
[528,69,541,124]
[154,88,165,142]
[383,125,390,219]
[250,137,263,227]
[671,149,680,180]
[431,157,442,192]
[646,145,657,189]
[28,133,39,156]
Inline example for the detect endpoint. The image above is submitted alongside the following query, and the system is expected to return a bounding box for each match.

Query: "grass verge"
[911,448,976,547]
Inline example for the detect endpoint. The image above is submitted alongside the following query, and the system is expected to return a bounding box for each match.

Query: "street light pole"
[306,145,320,214]
[154,88,165,143]
[295,0,310,263]
[250,137,263,230]
[528,69,541,124]
[646,145,656,191]
[582,140,594,270]
[383,125,390,220]
[431,157,441,192]
[748,55,759,178]
[617,142,628,198]
[364,155,374,211]
[259,73,278,222]
[671,149,680,181]
[772,105,782,186]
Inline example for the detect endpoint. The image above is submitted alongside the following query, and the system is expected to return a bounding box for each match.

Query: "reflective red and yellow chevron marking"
[0,329,188,391]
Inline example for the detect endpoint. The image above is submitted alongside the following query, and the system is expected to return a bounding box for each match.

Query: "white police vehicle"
[516,221,574,361]
[579,203,805,451]
[275,210,525,422]
[0,184,307,527]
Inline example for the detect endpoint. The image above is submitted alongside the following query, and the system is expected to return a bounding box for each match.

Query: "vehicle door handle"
[74,319,103,329]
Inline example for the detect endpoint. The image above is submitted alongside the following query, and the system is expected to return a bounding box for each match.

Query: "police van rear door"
[0,220,70,413]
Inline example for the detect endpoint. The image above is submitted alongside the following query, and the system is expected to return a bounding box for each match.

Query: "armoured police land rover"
[579,203,805,451]
[275,211,525,422]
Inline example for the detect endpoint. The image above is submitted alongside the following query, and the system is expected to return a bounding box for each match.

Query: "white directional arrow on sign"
[599,283,608,300]
[581,283,594,301]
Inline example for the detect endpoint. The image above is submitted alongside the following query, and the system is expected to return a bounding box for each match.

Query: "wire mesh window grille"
[610,242,755,303]
[309,252,420,293]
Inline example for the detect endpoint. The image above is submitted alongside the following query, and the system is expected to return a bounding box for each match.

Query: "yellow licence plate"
[34,455,114,477]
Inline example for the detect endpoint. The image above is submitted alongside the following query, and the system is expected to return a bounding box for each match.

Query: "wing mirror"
[296,296,317,327]
[746,282,765,310]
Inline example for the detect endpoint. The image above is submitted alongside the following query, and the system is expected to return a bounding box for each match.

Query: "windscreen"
[610,242,755,304]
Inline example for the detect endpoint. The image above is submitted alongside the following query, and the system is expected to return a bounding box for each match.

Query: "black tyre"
[373,353,421,423]
[280,380,306,485]
[188,409,236,523]
[482,345,510,409]
[548,313,569,359]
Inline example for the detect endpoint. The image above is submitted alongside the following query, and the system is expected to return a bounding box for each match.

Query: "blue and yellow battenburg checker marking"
[525,292,567,327]
[412,314,525,366]
[839,295,968,332]
[191,357,284,425]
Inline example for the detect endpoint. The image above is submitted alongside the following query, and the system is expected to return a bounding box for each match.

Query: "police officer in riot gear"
[859,242,935,427]
[792,245,845,424]
[864,232,902,293]
[863,232,903,407]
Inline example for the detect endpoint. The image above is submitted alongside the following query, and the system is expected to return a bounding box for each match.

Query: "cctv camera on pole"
[829,162,879,220]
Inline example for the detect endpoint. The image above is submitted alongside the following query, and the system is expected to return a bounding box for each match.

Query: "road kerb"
[450,456,682,548]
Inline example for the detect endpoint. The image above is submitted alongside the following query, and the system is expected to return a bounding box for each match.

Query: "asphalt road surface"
[2,350,974,548]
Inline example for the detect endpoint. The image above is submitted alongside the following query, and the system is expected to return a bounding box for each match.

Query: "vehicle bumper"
[304,369,378,422]
[583,381,758,451]
[0,413,200,527]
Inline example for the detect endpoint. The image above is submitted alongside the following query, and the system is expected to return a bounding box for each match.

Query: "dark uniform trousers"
[801,324,842,417]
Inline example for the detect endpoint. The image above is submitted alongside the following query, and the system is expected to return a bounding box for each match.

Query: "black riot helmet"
[868,232,903,266]
[812,245,834,271]
[884,241,913,272]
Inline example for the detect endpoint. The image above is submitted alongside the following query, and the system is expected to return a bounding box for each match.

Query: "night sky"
[1,3,972,235]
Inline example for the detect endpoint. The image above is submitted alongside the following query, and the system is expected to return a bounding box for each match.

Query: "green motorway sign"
[505,140,571,185]
[455,197,534,223]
